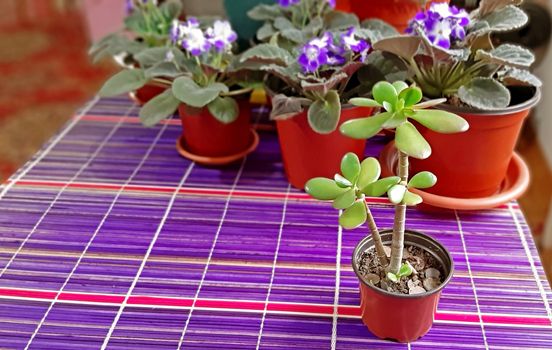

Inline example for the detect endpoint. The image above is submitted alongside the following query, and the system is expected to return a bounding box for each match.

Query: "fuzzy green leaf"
[458,77,510,110]
[308,90,341,134]
[409,110,469,134]
[172,77,228,108]
[360,19,399,42]
[339,112,393,139]
[477,44,535,68]
[333,188,356,209]
[348,98,381,108]
[357,157,381,189]
[373,81,398,106]
[372,36,422,60]
[135,47,171,67]
[339,200,367,229]
[408,171,437,189]
[139,89,180,127]
[483,5,528,33]
[207,96,239,124]
[145,62,181,78]
[499,67,542,87]
[361,176,401,197]
[240,43,292,65]
[247,4,282,21]
[388,184,407,204]
[403,190,423,206]
[305,177,348,200]
[334,174,352,188]
[341,153,361,183]
[396,121,432,159]
[99,69,147,97]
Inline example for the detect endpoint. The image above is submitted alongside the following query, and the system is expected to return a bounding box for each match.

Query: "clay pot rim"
[436,87,541,116]
[175,128,259,165]
[352,229,455,299]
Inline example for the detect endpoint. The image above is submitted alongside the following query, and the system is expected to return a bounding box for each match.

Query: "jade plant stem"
[388,151,409,274]
[365,203,388,265]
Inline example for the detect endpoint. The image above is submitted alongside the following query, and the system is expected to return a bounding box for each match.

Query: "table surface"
[0,96,551,350]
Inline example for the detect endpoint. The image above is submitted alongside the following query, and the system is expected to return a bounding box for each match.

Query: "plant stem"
[387,151,409,274]
[365,202,388,266]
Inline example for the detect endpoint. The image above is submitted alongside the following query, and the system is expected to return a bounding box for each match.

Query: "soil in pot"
[357,245,444,296]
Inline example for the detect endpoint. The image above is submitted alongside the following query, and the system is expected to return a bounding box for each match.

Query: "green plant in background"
[98,17,261,127]
[89,0,182,65]
[306,81,468,278]
[372,0,541,110]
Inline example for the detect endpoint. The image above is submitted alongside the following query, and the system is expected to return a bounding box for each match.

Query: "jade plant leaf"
[409,110,469,134]
[340,112,392,139]
[333,188,356,209]
[403,190,423,206]
[392,81,409,94]
[305,177,348,200]
[334,174,352,188]
[387,272,399,283]
[341,153,361,183]
[349,97,381,108]
[457,77,511,110]
[172,77,228,108]
[207,96,239,124]
[361,176,401,197]
[408,171,437,189]
[139,89,180,127]
[373,81,398,106]
[357,157,381,189]
[398,262,414,277]
[339,200,367,229]
[388,184,407,204]
[399,86,423,107]
[307,90,341,134]
[395,121,432,159]
[99,69,147,97]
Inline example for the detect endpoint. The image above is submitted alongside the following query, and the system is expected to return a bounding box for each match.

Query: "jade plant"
[89,0,182,65]
[306,81,468,282]
[372,0,541,110]
[98,17,260,127]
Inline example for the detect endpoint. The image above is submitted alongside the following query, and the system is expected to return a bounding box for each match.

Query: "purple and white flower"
[340,27,370,61]
[182,28,211,56]
[298,43,329,73]
[406,3,470,49]
[206,20,238,52]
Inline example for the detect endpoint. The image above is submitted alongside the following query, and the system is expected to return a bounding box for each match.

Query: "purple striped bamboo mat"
[0,96,551,349]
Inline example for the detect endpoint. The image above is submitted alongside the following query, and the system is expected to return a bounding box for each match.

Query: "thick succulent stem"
[365,203,388,266]
[387,151,409,274]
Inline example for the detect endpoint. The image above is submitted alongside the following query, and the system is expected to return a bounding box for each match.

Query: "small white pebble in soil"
[409,285,426,295]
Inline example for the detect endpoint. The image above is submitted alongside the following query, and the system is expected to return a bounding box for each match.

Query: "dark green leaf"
[458,77,510,110]
[339,200,367,229]
[395,121,432,159]
[139,89,180,127]
[305,177,348,200]
[172,77,228,107]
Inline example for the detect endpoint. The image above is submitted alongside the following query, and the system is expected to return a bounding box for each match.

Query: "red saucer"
[379,141,530,210]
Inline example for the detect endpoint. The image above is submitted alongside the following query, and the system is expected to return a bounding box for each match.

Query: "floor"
[0,2,551,282]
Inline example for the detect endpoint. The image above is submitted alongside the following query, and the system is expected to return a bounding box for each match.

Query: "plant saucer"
[176,128,259,166]
[379,141,530,210]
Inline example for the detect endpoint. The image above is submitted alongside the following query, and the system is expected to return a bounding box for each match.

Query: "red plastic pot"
[178,94,253,159]
[353,230,454,343]
[131,83,168,105]
[410,88,541,198]
[276,106,371,189]
[350,0,449,32]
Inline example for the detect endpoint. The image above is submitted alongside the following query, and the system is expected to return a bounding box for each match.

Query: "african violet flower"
[206,20,238,52]
[170,18,237,56]
[406,3,469,49]
[298,28,370,73]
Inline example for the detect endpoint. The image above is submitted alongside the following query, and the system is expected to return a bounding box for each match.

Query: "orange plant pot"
[350,0,449,32]
[178,99,252,159]
[353,230,454,343]
[276,106,370,189]
[410,88,541,198]
[336,0,351,11]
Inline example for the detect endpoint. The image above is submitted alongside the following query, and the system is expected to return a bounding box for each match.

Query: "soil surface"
[357,245,445,295]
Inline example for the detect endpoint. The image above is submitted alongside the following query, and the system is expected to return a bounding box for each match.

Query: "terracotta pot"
[178,93,253,159]
[350,0,449,32]
[410,87,541,198]
[353,230,454,343]
[276,106,370,189]
[131,83,168,105]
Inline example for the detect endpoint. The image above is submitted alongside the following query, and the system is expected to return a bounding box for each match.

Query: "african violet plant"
[89,0,182,65]
[306,81,468,280]
[248,0,355,49]
[98,17,259,127]
[372,0,542,110]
